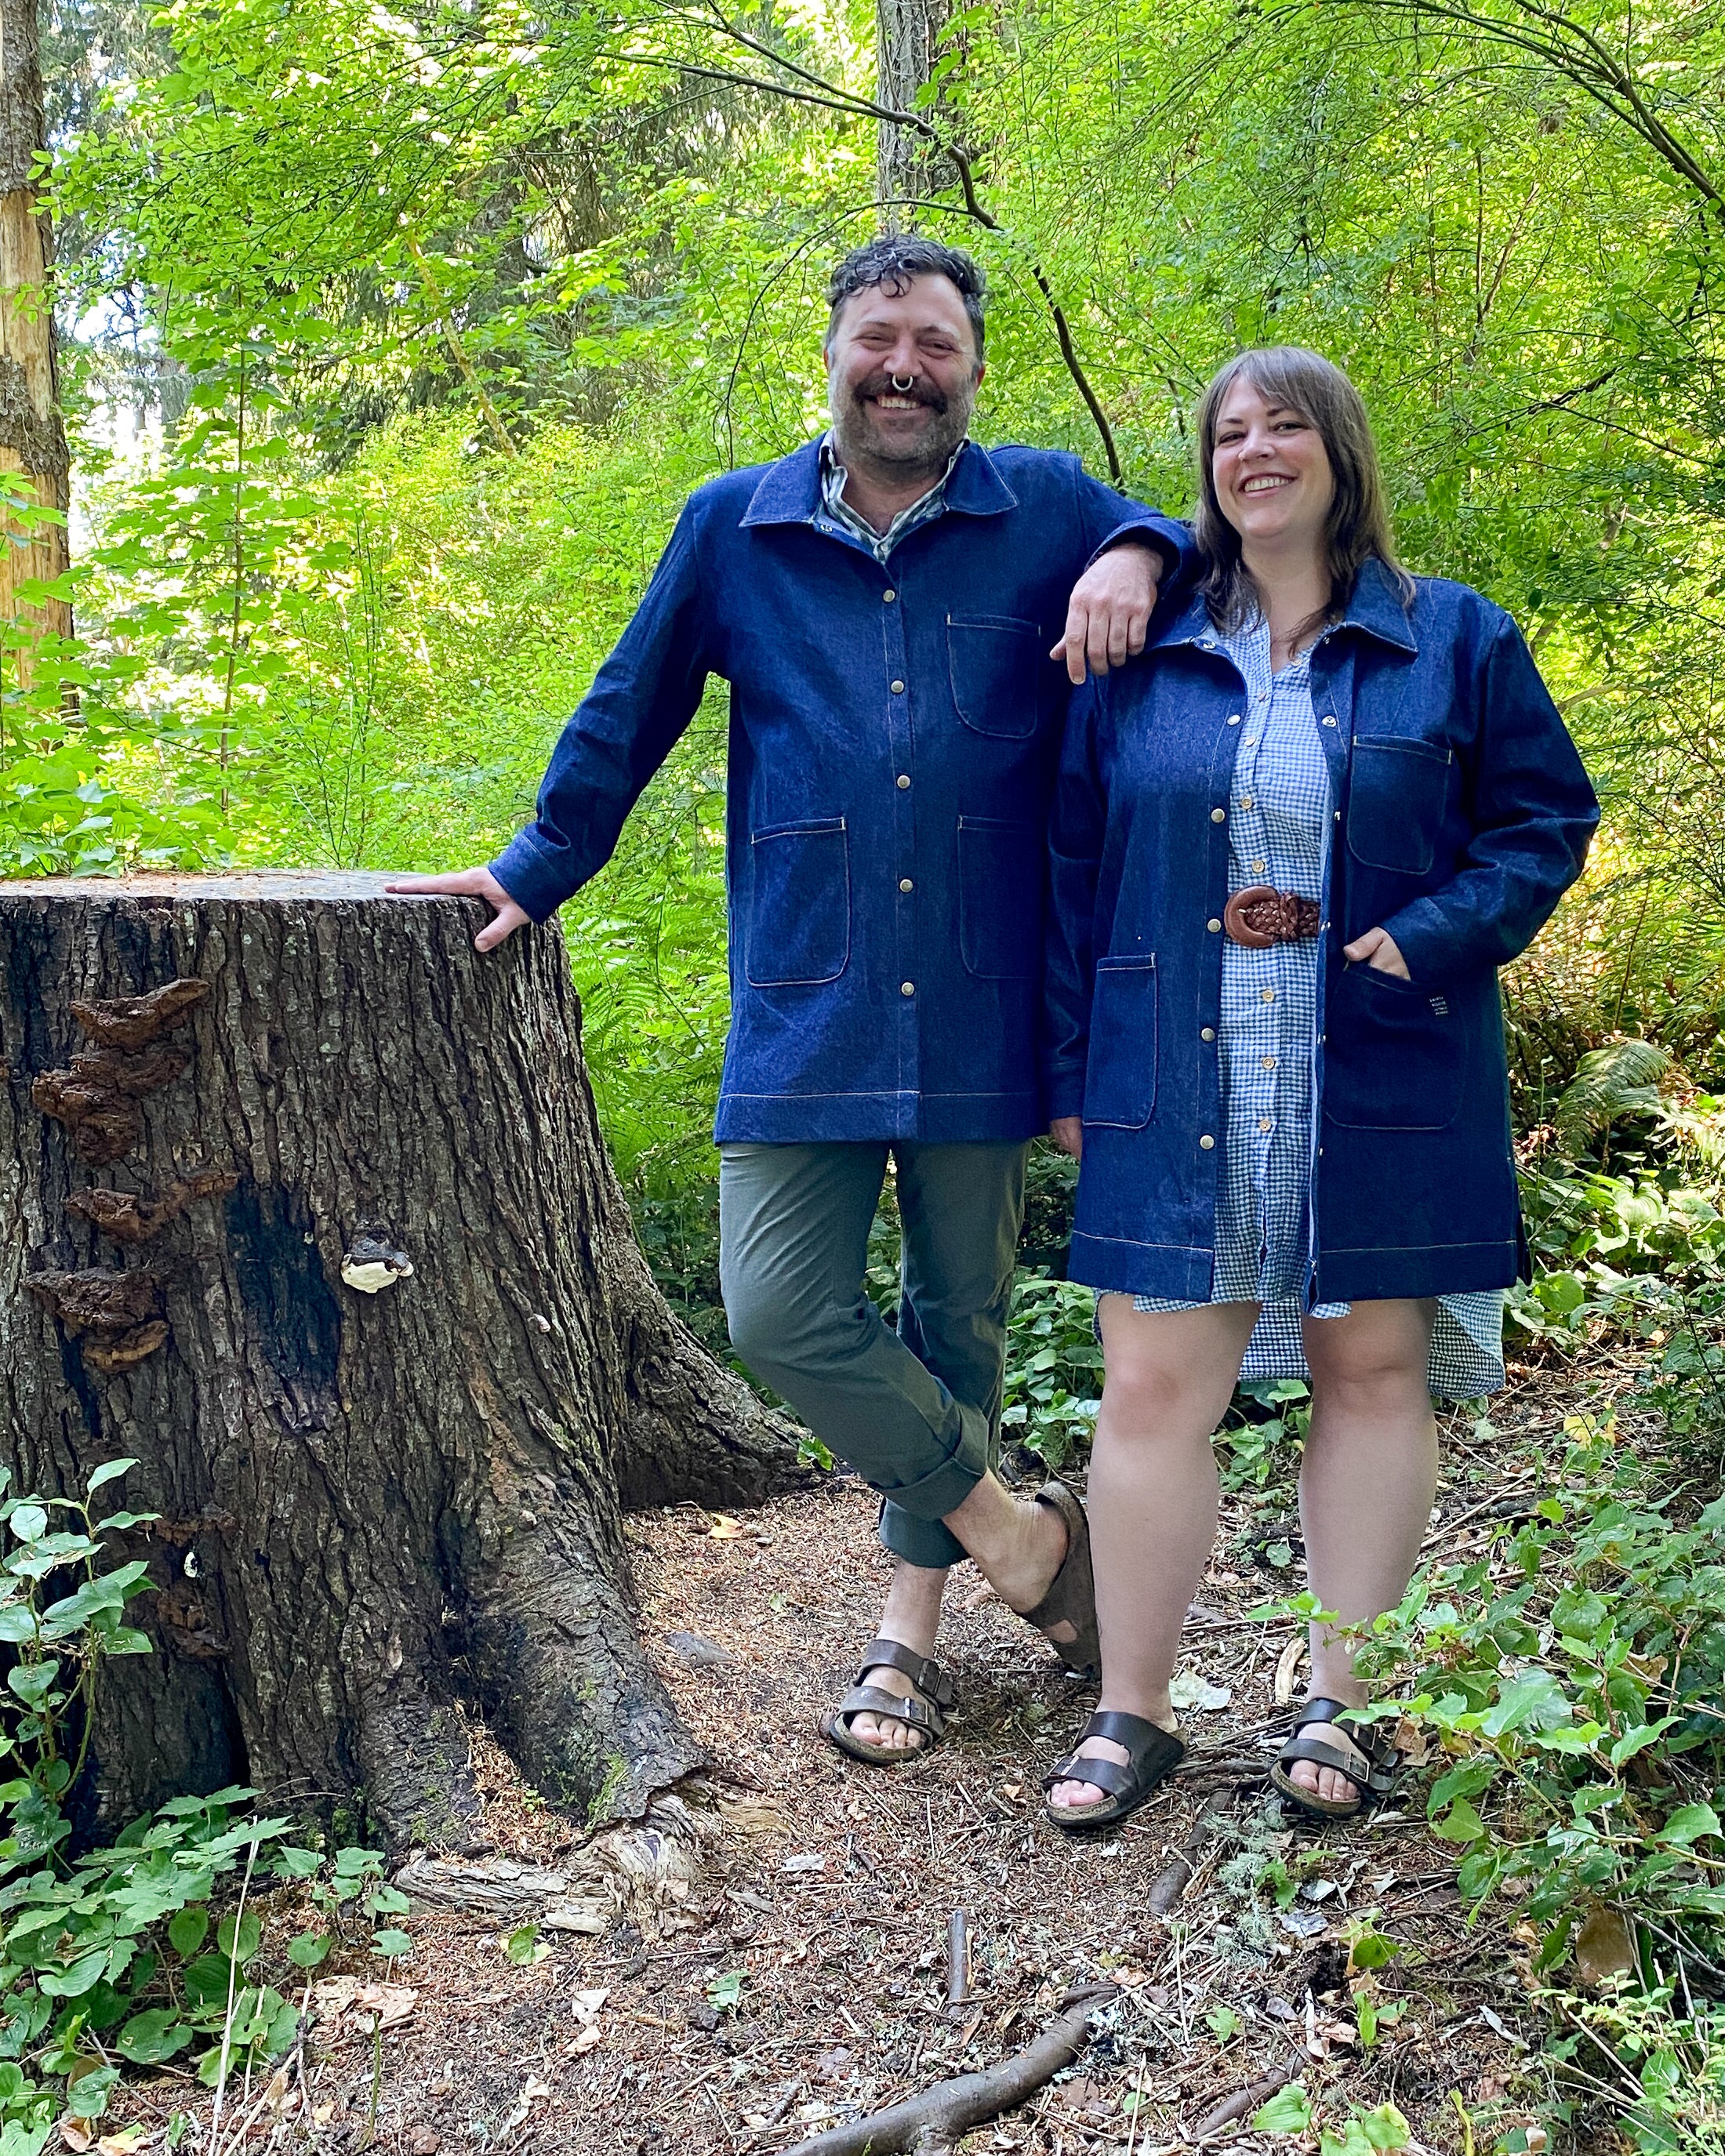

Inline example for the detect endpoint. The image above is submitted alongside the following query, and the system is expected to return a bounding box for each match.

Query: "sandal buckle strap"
[855,1638,956,1709]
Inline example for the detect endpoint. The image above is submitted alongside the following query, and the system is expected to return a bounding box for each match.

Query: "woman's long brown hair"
[1195,346,1416,633]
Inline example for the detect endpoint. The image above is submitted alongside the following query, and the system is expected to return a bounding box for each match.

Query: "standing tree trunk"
[0,0,70,659]
[0,876,803,1851]
[876,0,953,216]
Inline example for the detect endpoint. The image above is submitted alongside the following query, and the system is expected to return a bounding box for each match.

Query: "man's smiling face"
[824,272,983,481]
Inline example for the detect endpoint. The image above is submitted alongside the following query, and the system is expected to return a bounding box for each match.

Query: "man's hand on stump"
[386,866,531,952]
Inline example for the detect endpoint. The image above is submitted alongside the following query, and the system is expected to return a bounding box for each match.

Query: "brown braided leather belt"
[1222,884,1322,948]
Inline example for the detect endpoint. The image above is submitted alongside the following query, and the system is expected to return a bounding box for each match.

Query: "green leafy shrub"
[1000,1274,1103,1468]
[1357,1414,1725,1980]
[0,1465,412,2136]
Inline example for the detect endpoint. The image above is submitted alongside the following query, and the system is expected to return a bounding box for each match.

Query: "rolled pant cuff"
[876,1405,988,1524]
[878,1502,967,1570]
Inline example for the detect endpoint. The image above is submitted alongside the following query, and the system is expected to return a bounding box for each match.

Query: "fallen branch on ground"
[1189,2054,1305,2140]
[1146,1795,1223,1918]
[782,1986,1117,2156]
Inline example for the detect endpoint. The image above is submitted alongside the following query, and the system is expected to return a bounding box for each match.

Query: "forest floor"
[115,1360,1638,2156]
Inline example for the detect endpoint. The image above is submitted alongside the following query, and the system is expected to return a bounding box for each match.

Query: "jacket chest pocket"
[947,615,1043,739]
[1083,955,1157,1129]
[1323,964,1464,1131]
[1347,735,1451,874]
[745,818,851,987]
[958,817,1040,980]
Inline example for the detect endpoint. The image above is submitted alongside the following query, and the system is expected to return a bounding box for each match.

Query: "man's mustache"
[852,371,949,413]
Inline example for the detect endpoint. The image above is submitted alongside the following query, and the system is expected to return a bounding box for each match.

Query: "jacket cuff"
[489,834,577,925]
[1045,1069,1088,1121]
[1088,513,1193,586]
[1378,897,1465,985]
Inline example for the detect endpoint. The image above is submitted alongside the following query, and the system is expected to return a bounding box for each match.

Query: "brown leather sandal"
[1042,1710,1186,1833]
[823,1639,956,1766]
[1018,1482,1100,1678]
[1269,1698,1401,1821]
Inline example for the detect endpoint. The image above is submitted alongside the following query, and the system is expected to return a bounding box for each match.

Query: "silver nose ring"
[890,373,916,393]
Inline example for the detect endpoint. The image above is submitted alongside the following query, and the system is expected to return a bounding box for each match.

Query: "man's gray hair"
[825,237,986,360]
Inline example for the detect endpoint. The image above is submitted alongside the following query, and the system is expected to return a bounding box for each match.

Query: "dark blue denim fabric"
[490,437,1192,1143]
[1046,560,1600,1303]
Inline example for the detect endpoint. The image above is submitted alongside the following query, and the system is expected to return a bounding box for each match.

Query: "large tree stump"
[0,875,801,1850]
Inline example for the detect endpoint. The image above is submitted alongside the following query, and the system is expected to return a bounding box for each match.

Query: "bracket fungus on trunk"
[1,874,806,1854]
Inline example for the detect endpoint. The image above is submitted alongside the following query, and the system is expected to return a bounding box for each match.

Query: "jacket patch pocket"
[745,818,851,988]
[958,817,1040,980]
[1083,955,1157,1130]
[947,615,1043,739]
[1347,735,1451,875]
[1324,963,1464,1131]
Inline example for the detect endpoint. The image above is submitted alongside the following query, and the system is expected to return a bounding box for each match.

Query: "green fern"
[1555,1038,1674,1152]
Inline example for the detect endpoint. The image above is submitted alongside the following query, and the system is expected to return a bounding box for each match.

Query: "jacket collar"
[1150,554,1420,656]
[740,437,1018,528]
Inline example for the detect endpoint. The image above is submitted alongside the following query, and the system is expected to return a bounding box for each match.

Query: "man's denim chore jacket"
[491,436,1192,1145]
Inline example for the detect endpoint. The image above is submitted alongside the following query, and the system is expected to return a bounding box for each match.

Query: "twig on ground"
[780,1987,1117,2155]
[1189,2053,1306,2140]
[1146,1798,1223,1920]
[946,1908,969,2013]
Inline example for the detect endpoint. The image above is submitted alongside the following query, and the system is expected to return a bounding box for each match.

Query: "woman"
[1040,347,1597,1827]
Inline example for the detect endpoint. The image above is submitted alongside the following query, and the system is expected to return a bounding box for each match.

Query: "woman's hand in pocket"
[1049,1116,1084,1162]
[1342,927,1411,978]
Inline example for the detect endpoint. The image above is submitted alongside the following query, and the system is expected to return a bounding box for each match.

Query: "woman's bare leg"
[1048,1298,1258,1811]
[1293,1298,1439,1804]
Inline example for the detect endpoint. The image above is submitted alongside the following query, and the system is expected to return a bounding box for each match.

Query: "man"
[392,236,1191,1763]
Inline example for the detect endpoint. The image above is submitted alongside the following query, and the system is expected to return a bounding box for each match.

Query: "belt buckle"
[1222,884,1283,948]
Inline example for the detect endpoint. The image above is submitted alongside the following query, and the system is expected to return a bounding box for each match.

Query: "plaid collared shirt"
[819,433,967,561]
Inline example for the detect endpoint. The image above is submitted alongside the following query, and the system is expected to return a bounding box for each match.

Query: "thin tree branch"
[781,1988,1115,2156]
[1318,0,1725,223]
[609,17,1127,480]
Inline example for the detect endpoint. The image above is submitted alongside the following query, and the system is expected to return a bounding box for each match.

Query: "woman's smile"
[1212,378,1335,550]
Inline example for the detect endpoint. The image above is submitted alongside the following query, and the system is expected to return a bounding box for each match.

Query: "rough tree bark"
[0,875,804,1851]
[0,0,70,652]
[876,0,953,215]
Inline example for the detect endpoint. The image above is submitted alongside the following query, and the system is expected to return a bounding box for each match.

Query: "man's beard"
[831,368,974,480]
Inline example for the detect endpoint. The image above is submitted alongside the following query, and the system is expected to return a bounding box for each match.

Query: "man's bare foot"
[1046,1711,1180,1810]
[944,1480,1077,1643]
[844,1657,934,1755]
[842,1559,948,1755]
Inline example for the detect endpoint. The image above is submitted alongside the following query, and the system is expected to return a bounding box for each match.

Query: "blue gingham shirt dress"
[1128,615,1505,1399]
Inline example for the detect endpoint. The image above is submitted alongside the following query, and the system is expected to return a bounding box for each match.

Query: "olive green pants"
[719,1141,1028,1569]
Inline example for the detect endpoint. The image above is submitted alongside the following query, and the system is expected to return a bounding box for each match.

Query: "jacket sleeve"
[488,500,715,921]
[1070,465,1197,590]
[1379,612,1600,982]
[1044,677,1110,1121]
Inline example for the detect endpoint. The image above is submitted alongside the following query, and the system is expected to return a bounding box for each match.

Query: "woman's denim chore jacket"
[1045,561,1600,1304]
[490,437,1191,1145]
